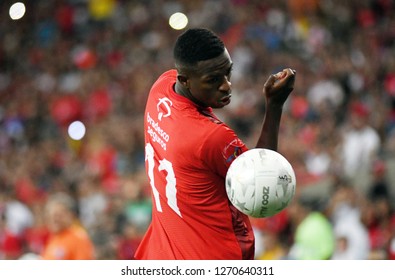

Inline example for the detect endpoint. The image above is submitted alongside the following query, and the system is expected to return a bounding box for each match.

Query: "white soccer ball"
[225,148,296,218]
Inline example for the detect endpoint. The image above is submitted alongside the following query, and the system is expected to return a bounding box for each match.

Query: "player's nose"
[219,76,232,92]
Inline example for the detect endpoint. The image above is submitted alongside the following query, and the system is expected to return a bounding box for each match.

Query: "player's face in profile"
[188,49,233,108]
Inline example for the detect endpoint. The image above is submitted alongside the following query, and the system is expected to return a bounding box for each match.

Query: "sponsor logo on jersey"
[223,139,244,164]
[157,97,172,121]
[146,112,170,150]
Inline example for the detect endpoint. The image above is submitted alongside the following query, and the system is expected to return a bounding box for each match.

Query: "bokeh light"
[168,12,188,30]
[9,2,26,20]
[68,121,86,140]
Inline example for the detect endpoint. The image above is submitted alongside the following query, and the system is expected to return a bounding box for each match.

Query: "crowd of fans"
[1,0,395,260]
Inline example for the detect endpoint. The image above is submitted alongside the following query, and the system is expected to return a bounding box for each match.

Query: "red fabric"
[106,51,123,68]
[14,178,41,206]
[50,94,83,127]
[86,89,112,122]
[290,96,309,119]
[221,23,245,52]
[116,237,141,260]
[384,73,395,97]
[24,226,50,255]
[1,230,23,258]
[73,49,97,70]
[56,4,74,34]
[85,145,119,194]
[350,101,369,117]
[357,9,376,28]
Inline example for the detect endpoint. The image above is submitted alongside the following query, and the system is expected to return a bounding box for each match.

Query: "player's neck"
[174,81,188,97]
[174,82,206,108]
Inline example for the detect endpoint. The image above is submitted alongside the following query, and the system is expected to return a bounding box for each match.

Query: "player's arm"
[255,68,296,151]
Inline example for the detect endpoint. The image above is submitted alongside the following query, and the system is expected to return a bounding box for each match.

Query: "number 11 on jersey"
[145,143,182,217]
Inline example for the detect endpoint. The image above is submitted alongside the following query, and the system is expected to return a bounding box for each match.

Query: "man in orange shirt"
[41,192,95,260]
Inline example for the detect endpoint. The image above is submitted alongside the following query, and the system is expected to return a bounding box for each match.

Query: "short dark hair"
[173,28,225,67]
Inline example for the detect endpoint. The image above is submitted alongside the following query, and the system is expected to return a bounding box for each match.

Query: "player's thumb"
[263,74,277,90]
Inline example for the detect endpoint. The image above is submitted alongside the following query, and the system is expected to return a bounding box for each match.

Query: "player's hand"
[263,68,296,106]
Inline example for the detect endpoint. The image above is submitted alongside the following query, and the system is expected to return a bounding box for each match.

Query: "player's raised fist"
[263,68,296,106]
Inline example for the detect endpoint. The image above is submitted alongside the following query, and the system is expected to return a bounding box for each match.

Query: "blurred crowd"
[1,0,395,260]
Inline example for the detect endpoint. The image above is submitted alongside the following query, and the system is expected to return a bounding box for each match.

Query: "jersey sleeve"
[201,124,248,178]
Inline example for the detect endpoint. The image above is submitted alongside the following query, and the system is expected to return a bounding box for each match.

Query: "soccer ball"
[225,148,296,218]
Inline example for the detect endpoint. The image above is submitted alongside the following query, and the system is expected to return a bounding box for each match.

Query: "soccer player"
[41,192,95,260]
[134,28,295,259]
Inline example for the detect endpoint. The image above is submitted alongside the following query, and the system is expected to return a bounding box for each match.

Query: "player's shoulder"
[68,224,91,241]
[202,118,246,154]
[151,69,177,90]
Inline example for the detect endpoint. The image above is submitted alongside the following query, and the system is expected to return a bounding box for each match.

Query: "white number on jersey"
[145,143,182,217]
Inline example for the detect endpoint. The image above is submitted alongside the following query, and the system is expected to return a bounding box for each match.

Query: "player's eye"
[227,65,233,78]
[206,76,220,84]
[226,67,233,78]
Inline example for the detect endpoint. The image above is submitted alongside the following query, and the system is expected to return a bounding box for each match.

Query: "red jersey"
[134,70,254,260]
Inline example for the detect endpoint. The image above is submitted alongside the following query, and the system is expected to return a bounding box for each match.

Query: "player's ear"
[177,74,189,88]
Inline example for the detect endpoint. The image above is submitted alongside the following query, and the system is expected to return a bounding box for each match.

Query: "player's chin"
[213,103,228,109]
